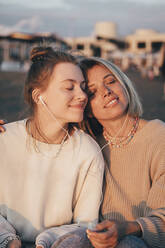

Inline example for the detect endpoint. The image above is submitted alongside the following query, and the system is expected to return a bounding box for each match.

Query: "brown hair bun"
[30,47,54,62]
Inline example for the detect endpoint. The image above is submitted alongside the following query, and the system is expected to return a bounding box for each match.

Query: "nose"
[77,86,87,101]
[102,85,112,98]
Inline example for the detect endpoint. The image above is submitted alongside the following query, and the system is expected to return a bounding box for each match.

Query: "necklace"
[103,116,139,148]
[26,119,69,159]
[37,132,68,159]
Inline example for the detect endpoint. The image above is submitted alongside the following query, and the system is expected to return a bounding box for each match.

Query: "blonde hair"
[79,57,143,138]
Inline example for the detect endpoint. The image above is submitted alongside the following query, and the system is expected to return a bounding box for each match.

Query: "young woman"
[0,48,104,248]
[79,57,165,248]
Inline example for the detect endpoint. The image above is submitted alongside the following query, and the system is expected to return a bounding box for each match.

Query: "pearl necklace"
[103,116,139,148]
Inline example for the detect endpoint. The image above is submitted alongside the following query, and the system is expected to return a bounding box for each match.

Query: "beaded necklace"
[103,116,139,148]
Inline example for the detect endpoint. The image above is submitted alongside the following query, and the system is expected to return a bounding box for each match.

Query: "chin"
[97,109,126,121]
[68,114,84,123]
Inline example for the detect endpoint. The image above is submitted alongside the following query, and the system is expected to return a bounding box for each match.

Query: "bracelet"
[1,235,20,248]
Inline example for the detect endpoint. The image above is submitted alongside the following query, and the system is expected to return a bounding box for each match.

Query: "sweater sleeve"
[136,139,165,248]
[0,214,20,247]
[72,152,104,229]
[35,224,86,248]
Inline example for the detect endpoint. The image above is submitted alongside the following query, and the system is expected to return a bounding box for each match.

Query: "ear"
[32,89,41,104]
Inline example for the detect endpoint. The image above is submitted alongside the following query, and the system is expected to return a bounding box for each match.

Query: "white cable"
[87,113,130,229]
[39,95,71,140]
[97,112,129,155]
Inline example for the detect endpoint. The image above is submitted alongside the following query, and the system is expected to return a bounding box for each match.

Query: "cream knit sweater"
[0,120,104,247]
[100,119,165,248]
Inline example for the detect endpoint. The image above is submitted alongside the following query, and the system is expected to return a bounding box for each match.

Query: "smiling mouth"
[69,103,86,110]
[104,97,119,108]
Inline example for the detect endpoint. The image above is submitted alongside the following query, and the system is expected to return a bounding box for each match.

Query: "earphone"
[38,95,70,138]
[38,95,103,229]
[39,95,46,106]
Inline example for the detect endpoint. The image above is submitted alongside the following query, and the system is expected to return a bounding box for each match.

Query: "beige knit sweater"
[99,119,165,248]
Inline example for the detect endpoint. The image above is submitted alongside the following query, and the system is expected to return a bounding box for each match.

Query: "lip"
[69,103,86,110]
[104,97,119,108]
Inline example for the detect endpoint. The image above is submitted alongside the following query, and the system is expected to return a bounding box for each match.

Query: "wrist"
[126,221,142,237]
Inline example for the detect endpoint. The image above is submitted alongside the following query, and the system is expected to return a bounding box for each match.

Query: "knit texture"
[100,119,165,248]
[0,119,104,246]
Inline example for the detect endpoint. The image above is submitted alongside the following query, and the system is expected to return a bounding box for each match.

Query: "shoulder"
[0,119,26,143]
[145,119,165,138]
[141,119,165,156]
[73,129,103,157]
[73,129,105,174]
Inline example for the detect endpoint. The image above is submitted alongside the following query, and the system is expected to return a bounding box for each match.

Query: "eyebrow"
[103,73,114,80]
[61,79,86,84]
[88,73,114,88]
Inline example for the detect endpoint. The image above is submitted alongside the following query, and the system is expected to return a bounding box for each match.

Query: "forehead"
[51,62,84,82]
[87,64,114,81]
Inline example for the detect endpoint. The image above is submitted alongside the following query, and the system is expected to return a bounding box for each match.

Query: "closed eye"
[66,86,74,90]
[106,79,116,85]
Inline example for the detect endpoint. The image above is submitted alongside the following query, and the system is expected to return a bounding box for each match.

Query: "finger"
[0,119,6,124]
[0,126,5,132]
[87,229,114,241]
[95,220,114,231]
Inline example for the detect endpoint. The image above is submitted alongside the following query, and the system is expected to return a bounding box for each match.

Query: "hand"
[0,119,6,132]
[86,220,142,248]
[7,239,21,248]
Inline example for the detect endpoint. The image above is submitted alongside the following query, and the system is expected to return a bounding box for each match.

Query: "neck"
[29,111,69,144]
[101,114,135,137]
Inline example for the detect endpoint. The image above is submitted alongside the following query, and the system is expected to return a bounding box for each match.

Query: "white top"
[0,119,104,244]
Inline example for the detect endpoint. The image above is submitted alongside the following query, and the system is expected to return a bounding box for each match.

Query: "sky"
[0,0,165,38]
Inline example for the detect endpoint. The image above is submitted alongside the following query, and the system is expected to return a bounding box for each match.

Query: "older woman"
[79,57,165,248]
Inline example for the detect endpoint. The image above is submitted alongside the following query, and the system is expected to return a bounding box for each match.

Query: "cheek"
[56,89,73,101]
[122,91,129,106]
[118,87,129,105]
[90,98,102,115]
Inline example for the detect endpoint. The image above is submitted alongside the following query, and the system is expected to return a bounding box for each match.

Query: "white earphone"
[39,95,46,106]
[38,95,70,138]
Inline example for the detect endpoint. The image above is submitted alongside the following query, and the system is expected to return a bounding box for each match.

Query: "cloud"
[0,0,165,38]
[127,0,165,4]
[0,0,70,9]
[0,16,42,35]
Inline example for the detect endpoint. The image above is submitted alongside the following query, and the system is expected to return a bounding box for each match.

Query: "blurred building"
[1,22,165,71]
[66,23,165,69]
[126,29,165,54]
[0,32,69,71]
[66,21,126,59]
